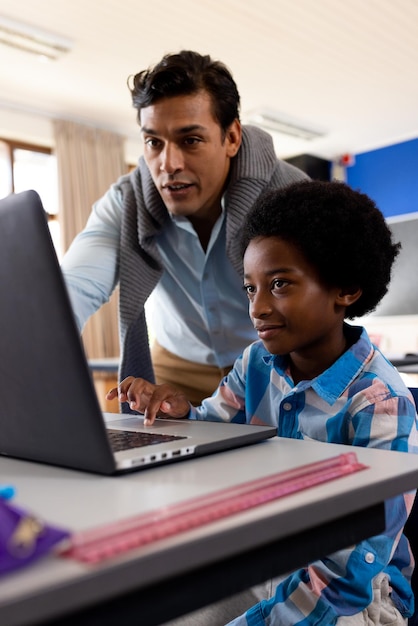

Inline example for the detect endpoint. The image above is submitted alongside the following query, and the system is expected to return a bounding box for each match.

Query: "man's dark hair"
[240,180,401,319]
[129,50,240,135]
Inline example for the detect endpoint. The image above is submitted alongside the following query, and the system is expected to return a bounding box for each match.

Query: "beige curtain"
[53,120,126,359]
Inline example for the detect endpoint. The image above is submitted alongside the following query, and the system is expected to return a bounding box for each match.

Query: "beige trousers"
[336,572,407,625]
[151,341,232,406]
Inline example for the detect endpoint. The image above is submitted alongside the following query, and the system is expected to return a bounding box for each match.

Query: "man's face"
[140,91,241,220]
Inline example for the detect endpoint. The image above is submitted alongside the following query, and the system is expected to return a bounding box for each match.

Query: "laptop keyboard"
[107,428,187,452]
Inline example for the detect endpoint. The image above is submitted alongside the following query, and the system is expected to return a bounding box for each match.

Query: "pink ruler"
[61,452,367,564]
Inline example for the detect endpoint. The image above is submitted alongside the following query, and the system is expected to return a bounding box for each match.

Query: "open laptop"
[0,190,276,475]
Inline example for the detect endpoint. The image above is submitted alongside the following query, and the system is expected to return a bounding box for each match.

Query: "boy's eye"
[272,278,287,290]
[243,284,255,295]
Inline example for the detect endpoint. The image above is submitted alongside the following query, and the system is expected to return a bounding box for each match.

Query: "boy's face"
[140,91,241,221]
[243,236,348,377]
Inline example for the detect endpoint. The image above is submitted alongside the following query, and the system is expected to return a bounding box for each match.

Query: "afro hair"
[240,180,401,319]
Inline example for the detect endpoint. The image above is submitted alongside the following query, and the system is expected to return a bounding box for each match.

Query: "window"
[0,139,61,257]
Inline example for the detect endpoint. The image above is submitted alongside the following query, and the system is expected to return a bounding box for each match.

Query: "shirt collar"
[168,194,227,225]
[263,324,374,405]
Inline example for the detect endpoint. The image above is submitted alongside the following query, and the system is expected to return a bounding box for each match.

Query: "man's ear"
[225,119,242,157]
[336,286,363,307]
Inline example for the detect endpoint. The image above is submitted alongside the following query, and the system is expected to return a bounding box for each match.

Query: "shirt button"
[282,402,292,411]
[365,552,375,564]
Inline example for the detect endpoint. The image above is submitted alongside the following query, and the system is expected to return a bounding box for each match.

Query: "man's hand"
[106,377,191,426]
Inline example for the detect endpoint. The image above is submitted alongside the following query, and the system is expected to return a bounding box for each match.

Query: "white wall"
[0,107,142,165]
[358,314,418,357]
[0,108,53,146]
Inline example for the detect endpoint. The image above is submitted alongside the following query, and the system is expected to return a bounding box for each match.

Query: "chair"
[404,388,418,625]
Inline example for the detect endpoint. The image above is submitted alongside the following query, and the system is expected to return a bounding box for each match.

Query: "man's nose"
[159,144,184,175]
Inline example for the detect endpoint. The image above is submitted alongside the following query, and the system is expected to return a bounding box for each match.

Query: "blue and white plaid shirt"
[191,324,418,624]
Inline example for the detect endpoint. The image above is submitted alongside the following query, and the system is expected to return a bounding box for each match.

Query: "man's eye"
[243,284,255,294]
[144,138,160,148]
[184,137,201,145]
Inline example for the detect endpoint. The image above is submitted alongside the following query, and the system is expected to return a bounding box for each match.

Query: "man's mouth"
[163,182,193,191]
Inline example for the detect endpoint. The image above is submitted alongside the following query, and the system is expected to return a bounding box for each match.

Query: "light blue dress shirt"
[61,183,257,367]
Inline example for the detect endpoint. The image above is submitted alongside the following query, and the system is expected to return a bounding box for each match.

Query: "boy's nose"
[250,292,274,319]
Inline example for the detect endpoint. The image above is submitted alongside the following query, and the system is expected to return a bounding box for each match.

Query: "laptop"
[0,190,276,475]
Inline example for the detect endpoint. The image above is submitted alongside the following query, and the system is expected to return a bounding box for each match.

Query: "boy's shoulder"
[352,342,412,403]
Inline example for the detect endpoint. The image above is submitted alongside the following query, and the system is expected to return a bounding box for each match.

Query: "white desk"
[88,357,119,373]
[1,438,418,626]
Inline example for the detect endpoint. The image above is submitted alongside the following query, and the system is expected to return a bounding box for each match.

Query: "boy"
[108,180,418,624]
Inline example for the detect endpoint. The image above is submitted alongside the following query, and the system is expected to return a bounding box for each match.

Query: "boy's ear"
[336,286,362,307]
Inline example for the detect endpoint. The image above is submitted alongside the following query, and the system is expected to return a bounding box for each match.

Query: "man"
[61,50,308,408]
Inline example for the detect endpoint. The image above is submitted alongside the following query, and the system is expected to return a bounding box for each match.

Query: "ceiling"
[0,0,417,161]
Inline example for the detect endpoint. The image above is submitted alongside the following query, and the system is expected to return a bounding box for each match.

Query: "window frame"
[0,137,57,224]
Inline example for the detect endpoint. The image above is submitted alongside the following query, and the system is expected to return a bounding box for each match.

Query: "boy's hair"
[240,180,401,319]
[129,50,240,136]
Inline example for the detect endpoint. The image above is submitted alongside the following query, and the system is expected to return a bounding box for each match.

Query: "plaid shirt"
[191,324,418,624]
